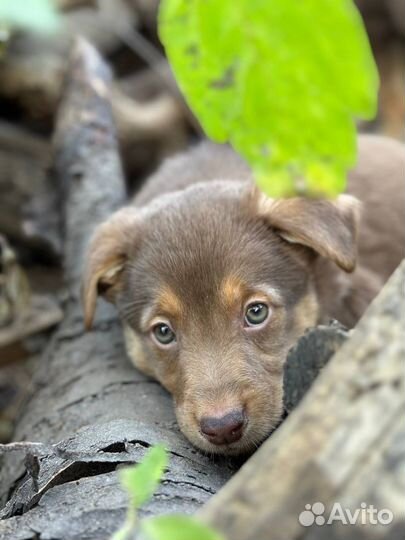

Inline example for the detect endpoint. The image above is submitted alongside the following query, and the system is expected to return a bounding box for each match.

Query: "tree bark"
[199,260,405,540]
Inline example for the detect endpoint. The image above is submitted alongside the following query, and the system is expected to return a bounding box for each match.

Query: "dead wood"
[0,122,61,257]
[0,47,188,177]
[199,260,405,540]
[112,87,188,180]
[0,295,63,357]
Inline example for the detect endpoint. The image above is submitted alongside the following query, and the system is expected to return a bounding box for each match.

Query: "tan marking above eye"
[221,275,245,308]
[157,286,183,318]
[221,276,283,312]
[139,287,182,333]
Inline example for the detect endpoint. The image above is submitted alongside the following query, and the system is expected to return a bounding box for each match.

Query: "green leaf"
[0,0,60,33]
[159,0,378,198]
[142,515,225,540]
[119,445,168,509]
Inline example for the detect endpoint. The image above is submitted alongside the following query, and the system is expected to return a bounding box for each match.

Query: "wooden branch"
[0,121,61,257]
[0,295,63,355]
[0,50,188,182]
[199,260,405,540]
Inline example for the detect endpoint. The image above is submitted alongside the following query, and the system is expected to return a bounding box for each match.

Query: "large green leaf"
[142,515,225,540]
[159,0,378,197]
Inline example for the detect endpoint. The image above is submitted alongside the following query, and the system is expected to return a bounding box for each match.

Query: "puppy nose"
[200,409,245,445]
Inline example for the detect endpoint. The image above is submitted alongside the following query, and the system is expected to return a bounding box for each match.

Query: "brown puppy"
[82,135,404,455]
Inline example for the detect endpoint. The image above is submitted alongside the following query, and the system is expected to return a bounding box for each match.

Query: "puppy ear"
[82,207,138,330]
[254,189,361,272]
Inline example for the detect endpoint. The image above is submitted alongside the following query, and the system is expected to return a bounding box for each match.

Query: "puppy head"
[82,181,360,455]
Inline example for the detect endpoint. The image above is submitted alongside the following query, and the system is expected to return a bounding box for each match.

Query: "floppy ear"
[254,190,361,272]
[82,207,138,330]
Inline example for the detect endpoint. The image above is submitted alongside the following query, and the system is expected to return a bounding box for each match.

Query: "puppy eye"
[244,303,269,326]
[152,323,176,345]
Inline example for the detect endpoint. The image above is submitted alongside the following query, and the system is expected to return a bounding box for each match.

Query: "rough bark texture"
[0,39,233,540]
[283,321,348,414]
[199,260,405,540]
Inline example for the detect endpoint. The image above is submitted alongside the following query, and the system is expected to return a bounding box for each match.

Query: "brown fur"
[155,287,183,321]
[220,276,245,310]
[82,135,405,454]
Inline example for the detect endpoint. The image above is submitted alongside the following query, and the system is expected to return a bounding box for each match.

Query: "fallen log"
[199,260,405,540]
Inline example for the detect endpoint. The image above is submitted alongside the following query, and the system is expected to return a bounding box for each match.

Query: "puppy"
[82,135,404,455]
